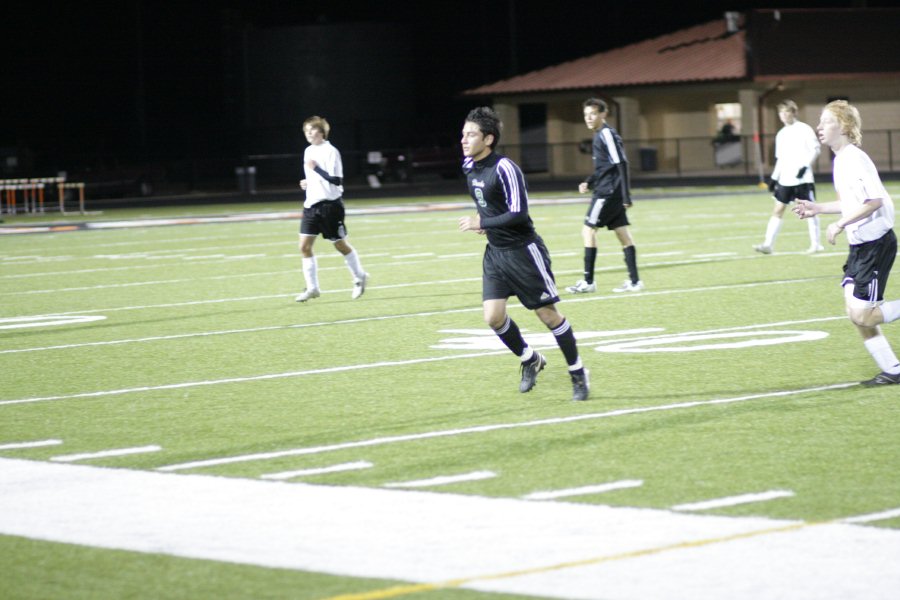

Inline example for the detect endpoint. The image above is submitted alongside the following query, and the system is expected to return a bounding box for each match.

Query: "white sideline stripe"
[50,445,162,463]
[260,461,373,480]
[156,383,855,472]
[524,480,644,500]
[384,471,497,488]
[3,458,900,600]
[0,439,62,450]
[843,507,900,524]
[672,490,795,512]
[0,315,848,404]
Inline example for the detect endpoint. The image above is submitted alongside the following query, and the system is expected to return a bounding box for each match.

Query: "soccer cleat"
[860,371,900,386]
[295,288,321,303]
[612,279,644,293]
[519,353,547,393]
[753,244,773,255]
[805,244,824,254]
[351,272,369,300]
[571,369,590,401]
[566,280,596,294]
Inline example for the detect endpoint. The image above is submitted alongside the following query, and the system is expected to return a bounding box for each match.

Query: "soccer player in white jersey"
[754,100,822,254]
[794,100,900,385]
[295,116,368,302]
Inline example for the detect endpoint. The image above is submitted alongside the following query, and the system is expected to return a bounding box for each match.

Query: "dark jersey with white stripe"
[585,124,630,200]
[464,152,536,249]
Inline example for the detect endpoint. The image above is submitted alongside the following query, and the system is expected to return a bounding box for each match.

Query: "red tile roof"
[464,19,747,96]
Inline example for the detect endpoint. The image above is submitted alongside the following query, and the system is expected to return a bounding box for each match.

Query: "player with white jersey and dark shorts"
[458,107,589,401]
[295,115,368,303]
[754,100,822,254]
[794,100,900,385]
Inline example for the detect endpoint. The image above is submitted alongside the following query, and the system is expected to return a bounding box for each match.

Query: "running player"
[458,107,589,401]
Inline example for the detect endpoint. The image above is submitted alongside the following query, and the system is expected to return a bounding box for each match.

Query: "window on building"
[715,103,742,140]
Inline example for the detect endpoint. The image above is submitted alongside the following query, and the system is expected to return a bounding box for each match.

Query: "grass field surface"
[2,183,899,599]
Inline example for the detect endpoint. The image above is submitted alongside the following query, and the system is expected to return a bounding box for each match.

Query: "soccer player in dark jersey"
[568,97,643,294]
[457,106,589,401]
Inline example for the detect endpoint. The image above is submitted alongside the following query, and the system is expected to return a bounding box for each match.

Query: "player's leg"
[755,198,787,254]
[535,304,589,401]
[612,224,642,292]
[296,230,321,302]
[568,200,602,293]
[323,201,368,299]
[801,184,823,253]
[845,232,900,384]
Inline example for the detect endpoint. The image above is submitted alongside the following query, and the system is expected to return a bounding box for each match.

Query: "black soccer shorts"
[842,229,897,303]
[300,199,347,241]
[773,182,815,205]
[482,238,560,310]
[584,194,630,230]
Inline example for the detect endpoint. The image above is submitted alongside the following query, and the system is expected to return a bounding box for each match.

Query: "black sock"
[551,318,582,371]
[623,246,639,283]
[493,315,527,357]
[583,247,597,284]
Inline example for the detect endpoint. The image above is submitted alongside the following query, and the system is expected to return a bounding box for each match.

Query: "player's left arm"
[604,130,632,206]
[479,159,530,229]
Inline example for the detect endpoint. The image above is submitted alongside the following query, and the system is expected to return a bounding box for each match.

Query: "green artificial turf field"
[2,184,899,599]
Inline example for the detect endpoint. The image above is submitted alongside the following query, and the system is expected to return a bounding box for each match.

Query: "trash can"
[235,166,257,194]
[639,148,657,172]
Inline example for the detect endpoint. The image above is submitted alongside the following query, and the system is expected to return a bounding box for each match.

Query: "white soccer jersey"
[771,120,820,186]
[833,144,894,245]
[302,140,343,208]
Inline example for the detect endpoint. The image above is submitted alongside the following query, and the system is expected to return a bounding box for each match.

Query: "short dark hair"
[583,97,608,113]
[465,106,501,148]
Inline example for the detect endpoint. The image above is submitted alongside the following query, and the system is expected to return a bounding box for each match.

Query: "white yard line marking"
[383,471,497,488]
[672,490,795,512]
[1,314,847,408]
[693,252,737,258]
[50,445,162,463]
[3,280,840,356]
[842,507,900,524]
[0,350,510,407]
[156,383,855,473]
[260,461,374,480]
[0,315,847,404]
[0,439,62,451]
[524,480,644,500]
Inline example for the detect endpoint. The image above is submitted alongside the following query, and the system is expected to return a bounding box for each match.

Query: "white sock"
[302,256,319,290]
[764,216,782,247]
[520,347,535,363]
[863,334,900,374]
[880,300,900,324]
[808,215,820,247]
[343,248,364,280]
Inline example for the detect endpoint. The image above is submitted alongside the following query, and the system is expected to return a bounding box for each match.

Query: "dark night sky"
[1,0,890,170]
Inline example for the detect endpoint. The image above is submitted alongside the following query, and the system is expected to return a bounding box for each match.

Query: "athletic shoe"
[805,244,825,254]
[571,369,590,401]
[519,353,546,393]
[753,244,773,254]
[860,371,900,386]
[566,280,596,294]
[295,288,321,303]
[351,272,369,300]
[612,280,644,293]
